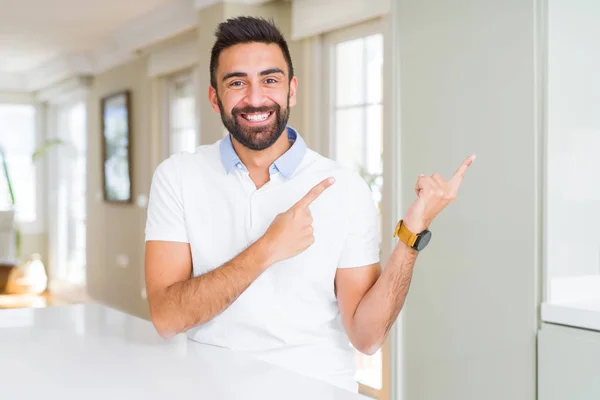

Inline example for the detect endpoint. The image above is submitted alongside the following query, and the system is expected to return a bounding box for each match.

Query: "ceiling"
[0,0,180,73]
[0,0,281,91]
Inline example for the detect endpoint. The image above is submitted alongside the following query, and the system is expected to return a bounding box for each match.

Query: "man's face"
[209,42,297,151]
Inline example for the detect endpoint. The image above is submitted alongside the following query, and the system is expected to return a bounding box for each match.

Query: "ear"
[208,86,221,113]
[288,76,298,108]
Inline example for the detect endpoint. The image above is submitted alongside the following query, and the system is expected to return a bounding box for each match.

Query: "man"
[145,16,474,392]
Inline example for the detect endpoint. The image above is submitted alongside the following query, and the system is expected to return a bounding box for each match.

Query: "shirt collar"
[219,126,307,178]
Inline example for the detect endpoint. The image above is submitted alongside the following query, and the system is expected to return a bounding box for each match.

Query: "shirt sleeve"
[337,174,381,269]
[145,156,189,243]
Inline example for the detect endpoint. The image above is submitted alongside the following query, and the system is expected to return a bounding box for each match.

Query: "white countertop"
[0,303,364,400]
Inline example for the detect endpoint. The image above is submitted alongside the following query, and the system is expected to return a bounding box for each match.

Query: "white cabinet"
[538,323,600,400]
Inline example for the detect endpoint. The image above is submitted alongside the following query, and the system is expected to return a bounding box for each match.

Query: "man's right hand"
[261,177,336,265]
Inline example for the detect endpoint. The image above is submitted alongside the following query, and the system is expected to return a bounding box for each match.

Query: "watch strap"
[393,220,418,248]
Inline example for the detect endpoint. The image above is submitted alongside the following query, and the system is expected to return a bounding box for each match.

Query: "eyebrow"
[221,68,285,82]
[222,72,247,82]
[260,68,285,76]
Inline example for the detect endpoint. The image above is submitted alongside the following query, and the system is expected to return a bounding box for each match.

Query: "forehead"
[217,42,288,77]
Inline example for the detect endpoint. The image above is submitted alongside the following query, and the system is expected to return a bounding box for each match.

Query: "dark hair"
[210,16,294,89]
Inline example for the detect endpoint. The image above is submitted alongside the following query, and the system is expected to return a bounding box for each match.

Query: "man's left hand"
[402,154,476,233]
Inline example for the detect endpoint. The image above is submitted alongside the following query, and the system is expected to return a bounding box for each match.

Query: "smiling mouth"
[240,111,273,123]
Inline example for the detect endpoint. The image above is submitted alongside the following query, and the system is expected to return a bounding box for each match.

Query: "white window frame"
[0,95,45,235]
[162,68,199,159]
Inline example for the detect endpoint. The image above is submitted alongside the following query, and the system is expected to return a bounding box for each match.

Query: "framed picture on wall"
[101,90,132,204]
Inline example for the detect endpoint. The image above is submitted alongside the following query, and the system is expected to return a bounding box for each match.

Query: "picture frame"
[101,91,133,204]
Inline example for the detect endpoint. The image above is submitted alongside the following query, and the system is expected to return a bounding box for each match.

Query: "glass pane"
[335,38,365,107]
[176,97,196,129]
[366,104,383,175]
[69,103,86,153]
[68,103,87,285]
[49,101,87,285]
[69,104,87,221]
[169,76,197,155]
[366,104,383,208]
[365,34,384,104]
[335,107,365,171]
[0,104,37,222]
[181,128,196,152]
[10,159,36,222]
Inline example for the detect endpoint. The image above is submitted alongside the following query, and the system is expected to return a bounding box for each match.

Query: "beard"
[217,93,290,151]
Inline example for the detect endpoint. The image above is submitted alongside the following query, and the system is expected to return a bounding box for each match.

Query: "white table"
[0,303,364,400]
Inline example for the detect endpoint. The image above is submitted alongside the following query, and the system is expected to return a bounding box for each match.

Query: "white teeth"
[245,112,270,122]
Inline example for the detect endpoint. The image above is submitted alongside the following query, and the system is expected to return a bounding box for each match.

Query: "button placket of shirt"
[249,173,279,240]
[248,190,260,240]
[249,178,272,239]
[235,167,256,243]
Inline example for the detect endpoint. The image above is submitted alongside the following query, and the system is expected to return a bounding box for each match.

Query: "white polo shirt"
[145,127,380,392]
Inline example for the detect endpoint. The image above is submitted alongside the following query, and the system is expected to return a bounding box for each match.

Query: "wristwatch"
[393,220,432,251]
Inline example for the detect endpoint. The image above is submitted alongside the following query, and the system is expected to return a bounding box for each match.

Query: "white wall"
[147,34,198,78]
[546,0,600,282]
[538,323,600,400]
[393,1,541,399]
[291,0,389,39]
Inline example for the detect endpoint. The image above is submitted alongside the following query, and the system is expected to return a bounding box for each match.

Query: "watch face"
[415,230,432,251]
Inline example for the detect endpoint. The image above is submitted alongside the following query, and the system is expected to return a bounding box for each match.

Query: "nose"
[244,82,267,108]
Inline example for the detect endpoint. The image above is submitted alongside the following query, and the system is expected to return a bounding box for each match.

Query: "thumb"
[415,174,425,196]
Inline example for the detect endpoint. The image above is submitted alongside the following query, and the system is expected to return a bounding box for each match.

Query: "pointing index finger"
[294,177,336,209]
[450,154,476,187]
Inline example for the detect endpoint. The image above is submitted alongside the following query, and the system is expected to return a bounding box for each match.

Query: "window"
[48,101,87,286]
[0,104,37,225]
[333,34,384,213]
[542,0,600,324]
[165,71,198,156]
[324,21,388,399]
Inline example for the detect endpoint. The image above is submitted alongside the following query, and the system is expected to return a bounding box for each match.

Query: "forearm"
[349,241,418,354]
[151,238,272,338]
